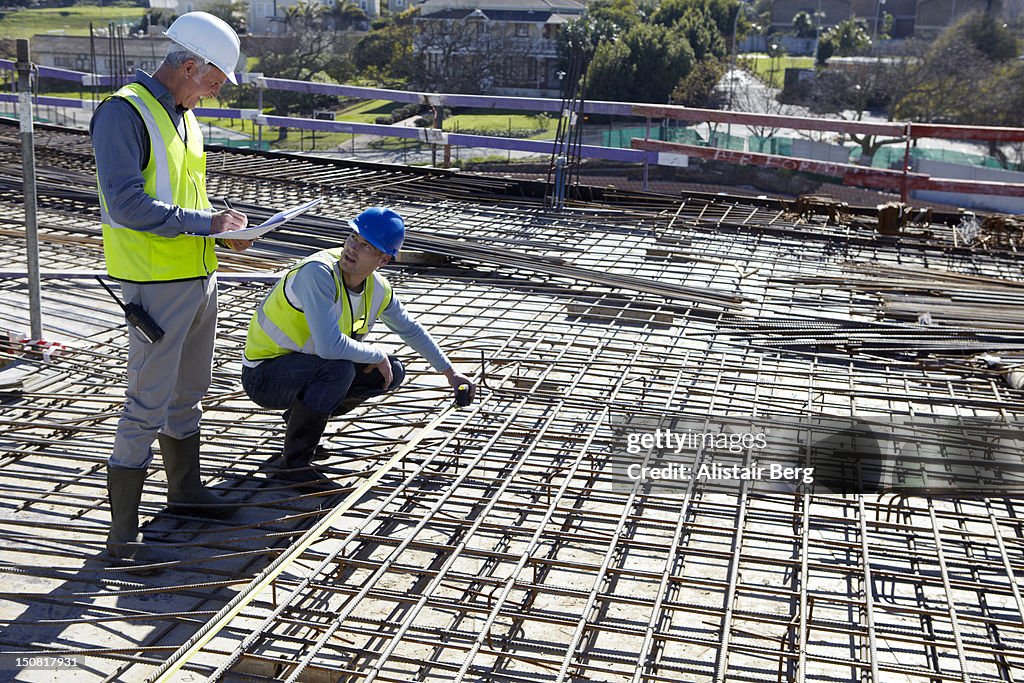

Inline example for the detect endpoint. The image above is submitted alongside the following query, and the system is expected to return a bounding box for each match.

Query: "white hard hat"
[164,11,240,84]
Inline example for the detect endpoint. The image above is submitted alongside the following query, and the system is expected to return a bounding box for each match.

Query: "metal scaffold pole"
[16,38,42,341]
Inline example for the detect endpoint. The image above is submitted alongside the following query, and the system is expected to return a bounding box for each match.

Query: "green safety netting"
[749,136,794,156]
[601,125,705,149]
[854,145,1020,171]
[206,137,271,151]
[602,126,655,148]
[708,132,745,151]
[597,124,1019,171]
[663,127,704,145]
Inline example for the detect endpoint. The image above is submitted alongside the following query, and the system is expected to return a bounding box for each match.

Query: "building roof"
[417,0,584,14]
[30,33,171,48]
[420,7,578,21]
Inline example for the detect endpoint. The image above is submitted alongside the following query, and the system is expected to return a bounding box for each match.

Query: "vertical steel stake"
[17,39,42,341]
[257,85,264,149]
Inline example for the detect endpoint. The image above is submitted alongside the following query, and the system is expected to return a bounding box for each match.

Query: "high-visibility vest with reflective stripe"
[99,82,216,282]
[244,248,394,362]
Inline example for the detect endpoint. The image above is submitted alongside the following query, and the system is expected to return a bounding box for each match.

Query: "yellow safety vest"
[99,82,216,282]
[244,248,394,362]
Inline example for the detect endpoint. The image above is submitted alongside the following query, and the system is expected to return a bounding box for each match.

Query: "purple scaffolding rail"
[15,59,1024,199]
[0,61,657,167]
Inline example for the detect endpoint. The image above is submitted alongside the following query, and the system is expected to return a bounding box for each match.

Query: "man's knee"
[321,358,357,385]
[388,356,406,390]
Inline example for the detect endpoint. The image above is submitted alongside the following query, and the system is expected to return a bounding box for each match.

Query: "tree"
[329,0,369,32]
[889,22,1024,166]
[558,5,633,62]
[624,24,694,102]
[413,14,532,93]
[934,10,1019,61]
[586,23,695,103]
[879,12,893,40]
[891,37,990,124]
[206,2,247,34]
[817,18,871,64]
[588,0,646,34]
[672,57,726,107]
[561,0,738,104]
[732,45,806,141]
[353,8,417,84]
[675,6,728,60]
[652,0,743,37]
[557,0,646,79]
[892,14,1019,126]
[800,63,907,163]
[138,8,176,33]
[585,39,635,100]
[240,1,355,114]
[791,11,815,38]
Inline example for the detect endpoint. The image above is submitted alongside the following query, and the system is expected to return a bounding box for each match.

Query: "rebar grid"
[0,125,1022,682]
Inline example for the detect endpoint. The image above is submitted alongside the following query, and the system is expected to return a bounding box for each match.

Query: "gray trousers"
[110,275,217,469]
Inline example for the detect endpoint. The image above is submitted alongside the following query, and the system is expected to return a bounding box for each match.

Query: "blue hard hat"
[348,207,405,257]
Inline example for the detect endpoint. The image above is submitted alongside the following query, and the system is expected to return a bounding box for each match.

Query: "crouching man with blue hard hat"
[241,207,475,490]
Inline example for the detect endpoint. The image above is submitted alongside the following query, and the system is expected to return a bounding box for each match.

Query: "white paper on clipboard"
[220,197,323,240]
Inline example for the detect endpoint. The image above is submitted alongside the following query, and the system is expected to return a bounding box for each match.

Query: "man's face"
[177,60,227,110]
[341,231,389,280]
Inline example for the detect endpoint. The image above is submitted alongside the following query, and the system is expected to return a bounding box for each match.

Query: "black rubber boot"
[330,395,365,417]
[105,466,171,575]
[159,433,241,518]
[279,402,339,492]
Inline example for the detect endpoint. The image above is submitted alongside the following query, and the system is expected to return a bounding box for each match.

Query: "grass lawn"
[444,109,558,139]
[196,100,406,150]
[367,136,421,152]
[195,115,257,135]
[740,54,816,88]
[273,129,355,151]
[269,101,406,149]
[336,99,403,123]
[0,6,145,40]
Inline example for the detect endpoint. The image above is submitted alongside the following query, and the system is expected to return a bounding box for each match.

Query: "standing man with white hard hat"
[90,11,251,570]
[241,207,476,491]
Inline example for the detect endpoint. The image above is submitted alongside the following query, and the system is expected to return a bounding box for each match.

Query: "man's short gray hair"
[163,48,213,75]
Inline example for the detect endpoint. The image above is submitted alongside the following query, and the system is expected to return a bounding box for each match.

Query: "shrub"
[456,128,542,138]
[389,102,423,122]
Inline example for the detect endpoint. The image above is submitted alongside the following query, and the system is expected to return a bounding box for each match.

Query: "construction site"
[2,70,1024,683]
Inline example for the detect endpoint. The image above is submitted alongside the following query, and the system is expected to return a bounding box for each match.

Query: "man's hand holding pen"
[213,200,253,252]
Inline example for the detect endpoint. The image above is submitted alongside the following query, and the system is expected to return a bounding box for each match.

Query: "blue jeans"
[242,354,406,417]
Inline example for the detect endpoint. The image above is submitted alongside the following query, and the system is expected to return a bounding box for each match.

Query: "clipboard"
[220,197,323,240]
